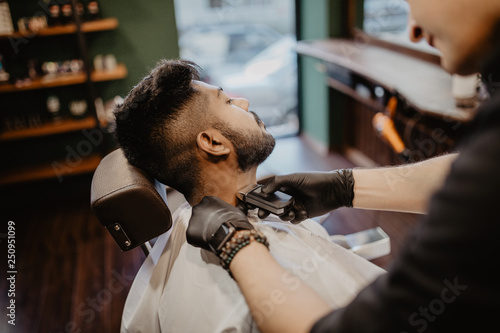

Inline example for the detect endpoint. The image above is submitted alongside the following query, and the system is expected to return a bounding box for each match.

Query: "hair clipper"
[237,184,294,216]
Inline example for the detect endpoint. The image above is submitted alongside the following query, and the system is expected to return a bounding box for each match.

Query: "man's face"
[407,0,500,74]
[193,80,276,171]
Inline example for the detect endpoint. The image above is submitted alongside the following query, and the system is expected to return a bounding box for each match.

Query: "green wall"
[356,0,365,29]
[298,0,347,149]
[89,0,180,101]
[298,0,330,146]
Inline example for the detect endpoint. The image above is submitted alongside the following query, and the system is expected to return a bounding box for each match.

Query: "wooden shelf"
[91,63,127,82]
[296,39,477,122]
[0,14,120,187]
[0,116,97,142]
[81,17,119,33]
[327,77,385,114]
[0,63,127,93]
[0,154,102,186]
[0,72,86,93]
[0,18,119,39]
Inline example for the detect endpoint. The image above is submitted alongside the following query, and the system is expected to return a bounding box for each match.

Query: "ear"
[196,129,231,158]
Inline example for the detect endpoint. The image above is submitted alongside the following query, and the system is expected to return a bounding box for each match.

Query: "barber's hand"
[261,169,355,224]
[187,196,254,253]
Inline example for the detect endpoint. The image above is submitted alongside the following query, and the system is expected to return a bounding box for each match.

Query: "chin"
[439,44,484,76]
[440,55,478,76]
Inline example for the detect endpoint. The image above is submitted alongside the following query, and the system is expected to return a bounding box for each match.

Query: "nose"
[408,16,424,43]
[232,98,250,111]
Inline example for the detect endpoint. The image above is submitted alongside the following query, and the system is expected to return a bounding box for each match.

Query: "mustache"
[249,110,265,128]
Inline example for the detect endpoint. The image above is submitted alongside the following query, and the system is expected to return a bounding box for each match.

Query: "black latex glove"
[187,196,254,253]
[261,169,355,224]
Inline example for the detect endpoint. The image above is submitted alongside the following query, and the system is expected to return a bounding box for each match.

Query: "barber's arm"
[187,196,332,333]
[262,153,458,222]
[353,153,457,213]
[230,240,331,333]
[229,242,332,333]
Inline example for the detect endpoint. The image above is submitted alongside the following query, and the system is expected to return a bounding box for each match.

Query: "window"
[175,0,299,137]
[363,0,440,56]
[210,0,271,9]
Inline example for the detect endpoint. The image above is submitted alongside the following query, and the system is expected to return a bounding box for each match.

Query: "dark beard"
[213,118,276,172]
[233,130,275,172]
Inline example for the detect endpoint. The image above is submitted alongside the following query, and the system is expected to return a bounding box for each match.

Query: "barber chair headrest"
[90,149,173,251]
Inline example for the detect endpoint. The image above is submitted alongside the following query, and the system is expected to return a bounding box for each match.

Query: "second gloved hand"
[187,196,254,254]
[261,169,355,224]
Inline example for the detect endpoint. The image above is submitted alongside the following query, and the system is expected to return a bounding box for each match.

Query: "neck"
[187,165,258,207]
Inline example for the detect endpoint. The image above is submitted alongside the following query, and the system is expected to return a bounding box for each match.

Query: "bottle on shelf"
[47,95,62,122]
[74,1,85,21]
[60,2,74,25]
[44,0,61,26]
[0,54,10,84]
[27,59,41,80]
[69,99,88,119]
[0,1,14,34]
[86,0,101,21]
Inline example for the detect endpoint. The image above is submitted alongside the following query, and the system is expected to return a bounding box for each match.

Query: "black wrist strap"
[231,220,254,231]
[332,169,355,207]
[208,220,253,254]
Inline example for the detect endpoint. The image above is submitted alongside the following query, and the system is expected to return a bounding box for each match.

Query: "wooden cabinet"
[296,39,474,166]
[0,14,127,186]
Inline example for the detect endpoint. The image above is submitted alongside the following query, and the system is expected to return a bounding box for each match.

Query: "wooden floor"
[0,178,146,333]
[0,135,420,332]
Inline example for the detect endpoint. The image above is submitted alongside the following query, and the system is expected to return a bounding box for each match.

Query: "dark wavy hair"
[114,59,207,196]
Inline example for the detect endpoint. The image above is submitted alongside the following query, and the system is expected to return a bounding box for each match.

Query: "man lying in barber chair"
[112,59,385,333]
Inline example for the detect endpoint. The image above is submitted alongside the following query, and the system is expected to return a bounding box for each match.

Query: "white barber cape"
[121,202,385,333]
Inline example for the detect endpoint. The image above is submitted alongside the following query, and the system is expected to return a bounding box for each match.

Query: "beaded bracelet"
[218,229,269,274]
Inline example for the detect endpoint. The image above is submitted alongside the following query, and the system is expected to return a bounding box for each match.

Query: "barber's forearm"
[352,153,458,214]
[230,241,332,333]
